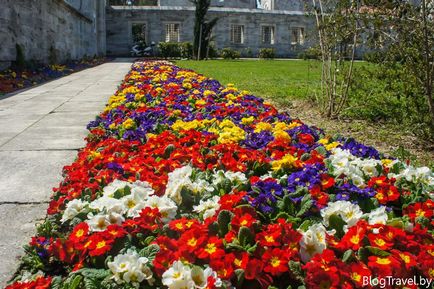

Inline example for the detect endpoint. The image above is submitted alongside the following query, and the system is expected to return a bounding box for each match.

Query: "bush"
[220,48,240,59]
[298,47,321,60]
[179,42,193,59]
[158,42,193,59]
[259,48,275,59]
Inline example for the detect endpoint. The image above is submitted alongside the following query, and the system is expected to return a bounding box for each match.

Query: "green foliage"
[158,42,193,59]
[259,48,276,59]
[298,47,321,60]
[220,48,241,60]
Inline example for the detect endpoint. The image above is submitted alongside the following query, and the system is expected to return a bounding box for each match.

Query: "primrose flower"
[299,223,328,263]
[61,199,90,223]
[108,249,154,287]
[321,201,363,231]
[162,261,194,289]
[193,195,221,219]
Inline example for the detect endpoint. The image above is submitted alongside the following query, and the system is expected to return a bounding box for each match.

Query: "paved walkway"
[0,59,133,287]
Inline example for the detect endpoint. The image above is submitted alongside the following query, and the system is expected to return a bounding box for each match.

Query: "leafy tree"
[189,0,219,60]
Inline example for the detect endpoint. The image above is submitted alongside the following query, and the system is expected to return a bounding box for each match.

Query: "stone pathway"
[0,59,133,287]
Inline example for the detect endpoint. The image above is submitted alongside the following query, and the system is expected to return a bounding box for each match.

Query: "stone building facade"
[106,0,315,58]
[0,0,106,70]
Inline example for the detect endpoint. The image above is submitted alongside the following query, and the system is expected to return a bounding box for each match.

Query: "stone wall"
[0,0,106,70]
[106,6,316,58]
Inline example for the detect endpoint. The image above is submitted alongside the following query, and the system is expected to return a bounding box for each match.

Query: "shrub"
[179,42,193,59]
[298,47,321,60]
[158,43,181,58]
[259,48,275,59]
[158,42,193,59]
[220,48,240,59]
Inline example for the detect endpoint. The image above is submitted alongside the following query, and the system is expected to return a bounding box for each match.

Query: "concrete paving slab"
[0,126,89,150]
[0,204,48,288]
[55,101,108,112]
[0,150,77,203]
[0,59,133,286]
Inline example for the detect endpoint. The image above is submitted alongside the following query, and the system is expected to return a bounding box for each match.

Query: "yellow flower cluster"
[210,120,246,144]
[171,119,216,131]
[318,138,340,150]
[105,94,126,111]
[122,118,136,130]
[271,153,299,171]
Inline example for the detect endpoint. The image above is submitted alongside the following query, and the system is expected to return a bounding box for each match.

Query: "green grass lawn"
[175,60,321,106]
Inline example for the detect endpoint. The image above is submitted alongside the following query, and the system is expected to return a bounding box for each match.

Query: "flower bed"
[0,58,106,95]
[6,61,434,289]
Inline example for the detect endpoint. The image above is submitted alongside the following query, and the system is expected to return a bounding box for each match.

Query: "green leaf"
[296,195,313,217]
[139,244,160,262]
[69,275,83,289]
[234,269,245,285]
[366,246,391,257]
[342,249,353,262]
[217,210,233,236]
[238,226,254,247]
[328,214,346,238]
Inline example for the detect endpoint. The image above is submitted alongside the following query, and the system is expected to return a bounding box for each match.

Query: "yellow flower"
[272,154,299,171]
[109,123,117,130]
[195,99,206,106]
[183,82,192,89]
[203,90,216,97]
[254,122,273,133]
[122,118,136,130]
[219,119,236,129]
[226,93,237,101]
[218,126,245,144]
[241,116,255,125]
[273,130,291,142]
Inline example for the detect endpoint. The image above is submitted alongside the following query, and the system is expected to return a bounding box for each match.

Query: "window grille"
[165,23,180,42]
[230,25,244,44]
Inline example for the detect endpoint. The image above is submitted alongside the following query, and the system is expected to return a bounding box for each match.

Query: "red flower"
[197,237,225,259]
[367,256,400,277]
[87,233,113,257]
[69,222,89,244]
[262,248,289,276]
[244,258,264,280]
[103,224,127,240]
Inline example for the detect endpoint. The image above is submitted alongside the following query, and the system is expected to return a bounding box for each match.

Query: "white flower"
[366,206,388,225]
[162,261,194,289]
[193,196,221,219]
[191,267,222,289]
[212,170,247,186]
[89,196,125,215]
[321,201,363,231]
[61,199,89,223]
[108,249,154,287]
[299,223,327,263]
[86,212,124,232]
[165,165,194,204]
[144,195,177,223]
[103,179,131,197]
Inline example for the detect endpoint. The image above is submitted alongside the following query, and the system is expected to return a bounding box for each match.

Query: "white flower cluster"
[389,165,434,188]
[321,200,364,230]
[61,179,177,231]
[162,261,222,289]
[193,195,221,220]
[165,165,214,204]
[108,249,154,288]
[299,201,389,263]
[328,148,383,187]
[211,170,247,186]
